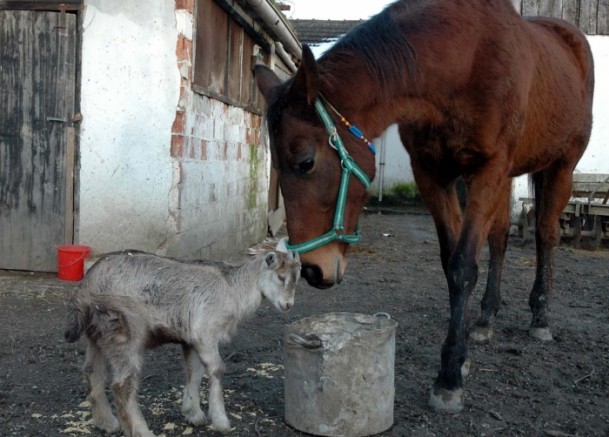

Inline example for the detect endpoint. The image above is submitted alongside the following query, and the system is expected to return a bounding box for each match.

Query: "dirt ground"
[1,207,608,437]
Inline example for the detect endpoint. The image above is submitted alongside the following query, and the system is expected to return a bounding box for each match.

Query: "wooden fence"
[511,0,609,34]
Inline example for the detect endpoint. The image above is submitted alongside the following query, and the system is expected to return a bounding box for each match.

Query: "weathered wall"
[79,0,269,259]
[166,2,269,260]
[79,0,179,253]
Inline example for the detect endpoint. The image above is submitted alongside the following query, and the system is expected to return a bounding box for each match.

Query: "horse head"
[255,46,375,288]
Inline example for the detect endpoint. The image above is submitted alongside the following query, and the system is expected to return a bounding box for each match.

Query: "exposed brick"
[171,134,184,158]
[178,85,190,110]
[175,0,194,12]
[176,35,192,62]
[172,111,185,134]
[201,140,208,160]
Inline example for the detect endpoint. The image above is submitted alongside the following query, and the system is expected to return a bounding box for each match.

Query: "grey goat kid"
[64,245,301,437]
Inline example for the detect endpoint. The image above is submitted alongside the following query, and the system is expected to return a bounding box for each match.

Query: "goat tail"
[64,293,90,343]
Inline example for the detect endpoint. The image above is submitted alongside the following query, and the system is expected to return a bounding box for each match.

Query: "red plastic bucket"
[57,245,91,281]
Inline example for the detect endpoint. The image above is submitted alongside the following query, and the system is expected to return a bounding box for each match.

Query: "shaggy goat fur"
[65,248,300,437]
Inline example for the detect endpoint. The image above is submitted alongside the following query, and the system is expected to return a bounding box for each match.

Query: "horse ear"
[289,45,319,105]
[254,64,281,102]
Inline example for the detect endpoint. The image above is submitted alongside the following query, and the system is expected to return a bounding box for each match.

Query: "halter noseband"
[285,98,375,254]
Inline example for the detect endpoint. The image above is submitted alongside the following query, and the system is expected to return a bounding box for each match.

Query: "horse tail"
[530,172,545,229]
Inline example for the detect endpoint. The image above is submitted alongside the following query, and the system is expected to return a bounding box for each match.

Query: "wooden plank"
[194,0,229,96]
[598,0,609,34]
[522,0,540,16]
[0,10,77,271]
[572,173,609,183]
[0,1,82,11]
[561,0,579,27]
[226,20,243,103]
[538,0,563,18]
[579,0,598,34]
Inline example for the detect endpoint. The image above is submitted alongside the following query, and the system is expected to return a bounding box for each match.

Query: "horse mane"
[319,4,416,98]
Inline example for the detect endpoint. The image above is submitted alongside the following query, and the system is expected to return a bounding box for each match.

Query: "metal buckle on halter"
[328,129,339,151]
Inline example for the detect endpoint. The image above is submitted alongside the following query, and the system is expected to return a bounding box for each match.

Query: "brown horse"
[255,0,594,413]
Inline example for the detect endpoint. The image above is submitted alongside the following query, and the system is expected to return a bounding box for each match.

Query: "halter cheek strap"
[285,98,374,254]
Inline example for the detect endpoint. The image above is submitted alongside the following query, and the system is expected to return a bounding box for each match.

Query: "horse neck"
[318,57,403,140]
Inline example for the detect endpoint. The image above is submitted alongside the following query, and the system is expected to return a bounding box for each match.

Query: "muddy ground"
[1,208,608,437]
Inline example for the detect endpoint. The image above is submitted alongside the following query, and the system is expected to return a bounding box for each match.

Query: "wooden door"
[0,9,77,271]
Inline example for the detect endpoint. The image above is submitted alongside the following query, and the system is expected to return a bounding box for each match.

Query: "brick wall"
[165,0,269,259]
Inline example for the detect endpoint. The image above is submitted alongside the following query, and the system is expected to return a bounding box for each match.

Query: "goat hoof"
[184,410,207,426]
[470,325,493,342]
[529,327,553,341]
[94,415,120,434]
[428,386,464,413]
[211,416,232,434]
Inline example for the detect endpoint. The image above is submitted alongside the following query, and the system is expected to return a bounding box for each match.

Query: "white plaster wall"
[79,0,180,254]
[370,124,413,198]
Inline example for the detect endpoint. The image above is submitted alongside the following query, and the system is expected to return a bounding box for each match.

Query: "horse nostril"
[301,264,333,289]
[301,264,321,283]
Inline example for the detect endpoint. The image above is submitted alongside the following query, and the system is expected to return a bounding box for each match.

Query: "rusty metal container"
[284,312,397,437]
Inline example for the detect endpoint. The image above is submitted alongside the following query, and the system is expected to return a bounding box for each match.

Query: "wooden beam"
[0,1,82,12]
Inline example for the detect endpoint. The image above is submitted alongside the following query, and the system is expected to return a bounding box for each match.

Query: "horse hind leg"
[528,167,573,341]
[470,188,511,342]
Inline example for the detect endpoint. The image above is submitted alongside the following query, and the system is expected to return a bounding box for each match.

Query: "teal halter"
[285,98,374,254]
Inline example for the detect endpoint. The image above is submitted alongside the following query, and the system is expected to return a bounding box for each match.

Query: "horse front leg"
[429,226,480,413]
[419,165,510,413]
[411,168,471,412]
[470,185,511,342]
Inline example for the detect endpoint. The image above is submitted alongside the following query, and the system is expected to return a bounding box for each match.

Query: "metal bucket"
[284,312,397,437]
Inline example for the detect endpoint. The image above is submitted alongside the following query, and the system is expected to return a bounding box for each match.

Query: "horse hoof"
[428,386,464,413]
[470,326,493,342]
[461,358,471,378]
[529,327,553,341]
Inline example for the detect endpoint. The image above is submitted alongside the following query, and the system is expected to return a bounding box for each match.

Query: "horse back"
[506,16,595,174]
[525,16,594,94]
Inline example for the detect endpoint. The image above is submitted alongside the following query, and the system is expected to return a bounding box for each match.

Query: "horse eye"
[298,158,315,175]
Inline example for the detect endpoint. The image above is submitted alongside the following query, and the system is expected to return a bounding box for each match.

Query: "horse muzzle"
[301,253,346,289]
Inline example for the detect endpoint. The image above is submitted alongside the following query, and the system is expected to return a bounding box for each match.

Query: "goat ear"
[287,249,300,263]
[275,237,288,253]
[265,252,278,268]
[288,45,319,105]
[254,64,282,103]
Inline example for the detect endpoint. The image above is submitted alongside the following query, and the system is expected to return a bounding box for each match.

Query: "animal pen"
[519,173,609,249]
